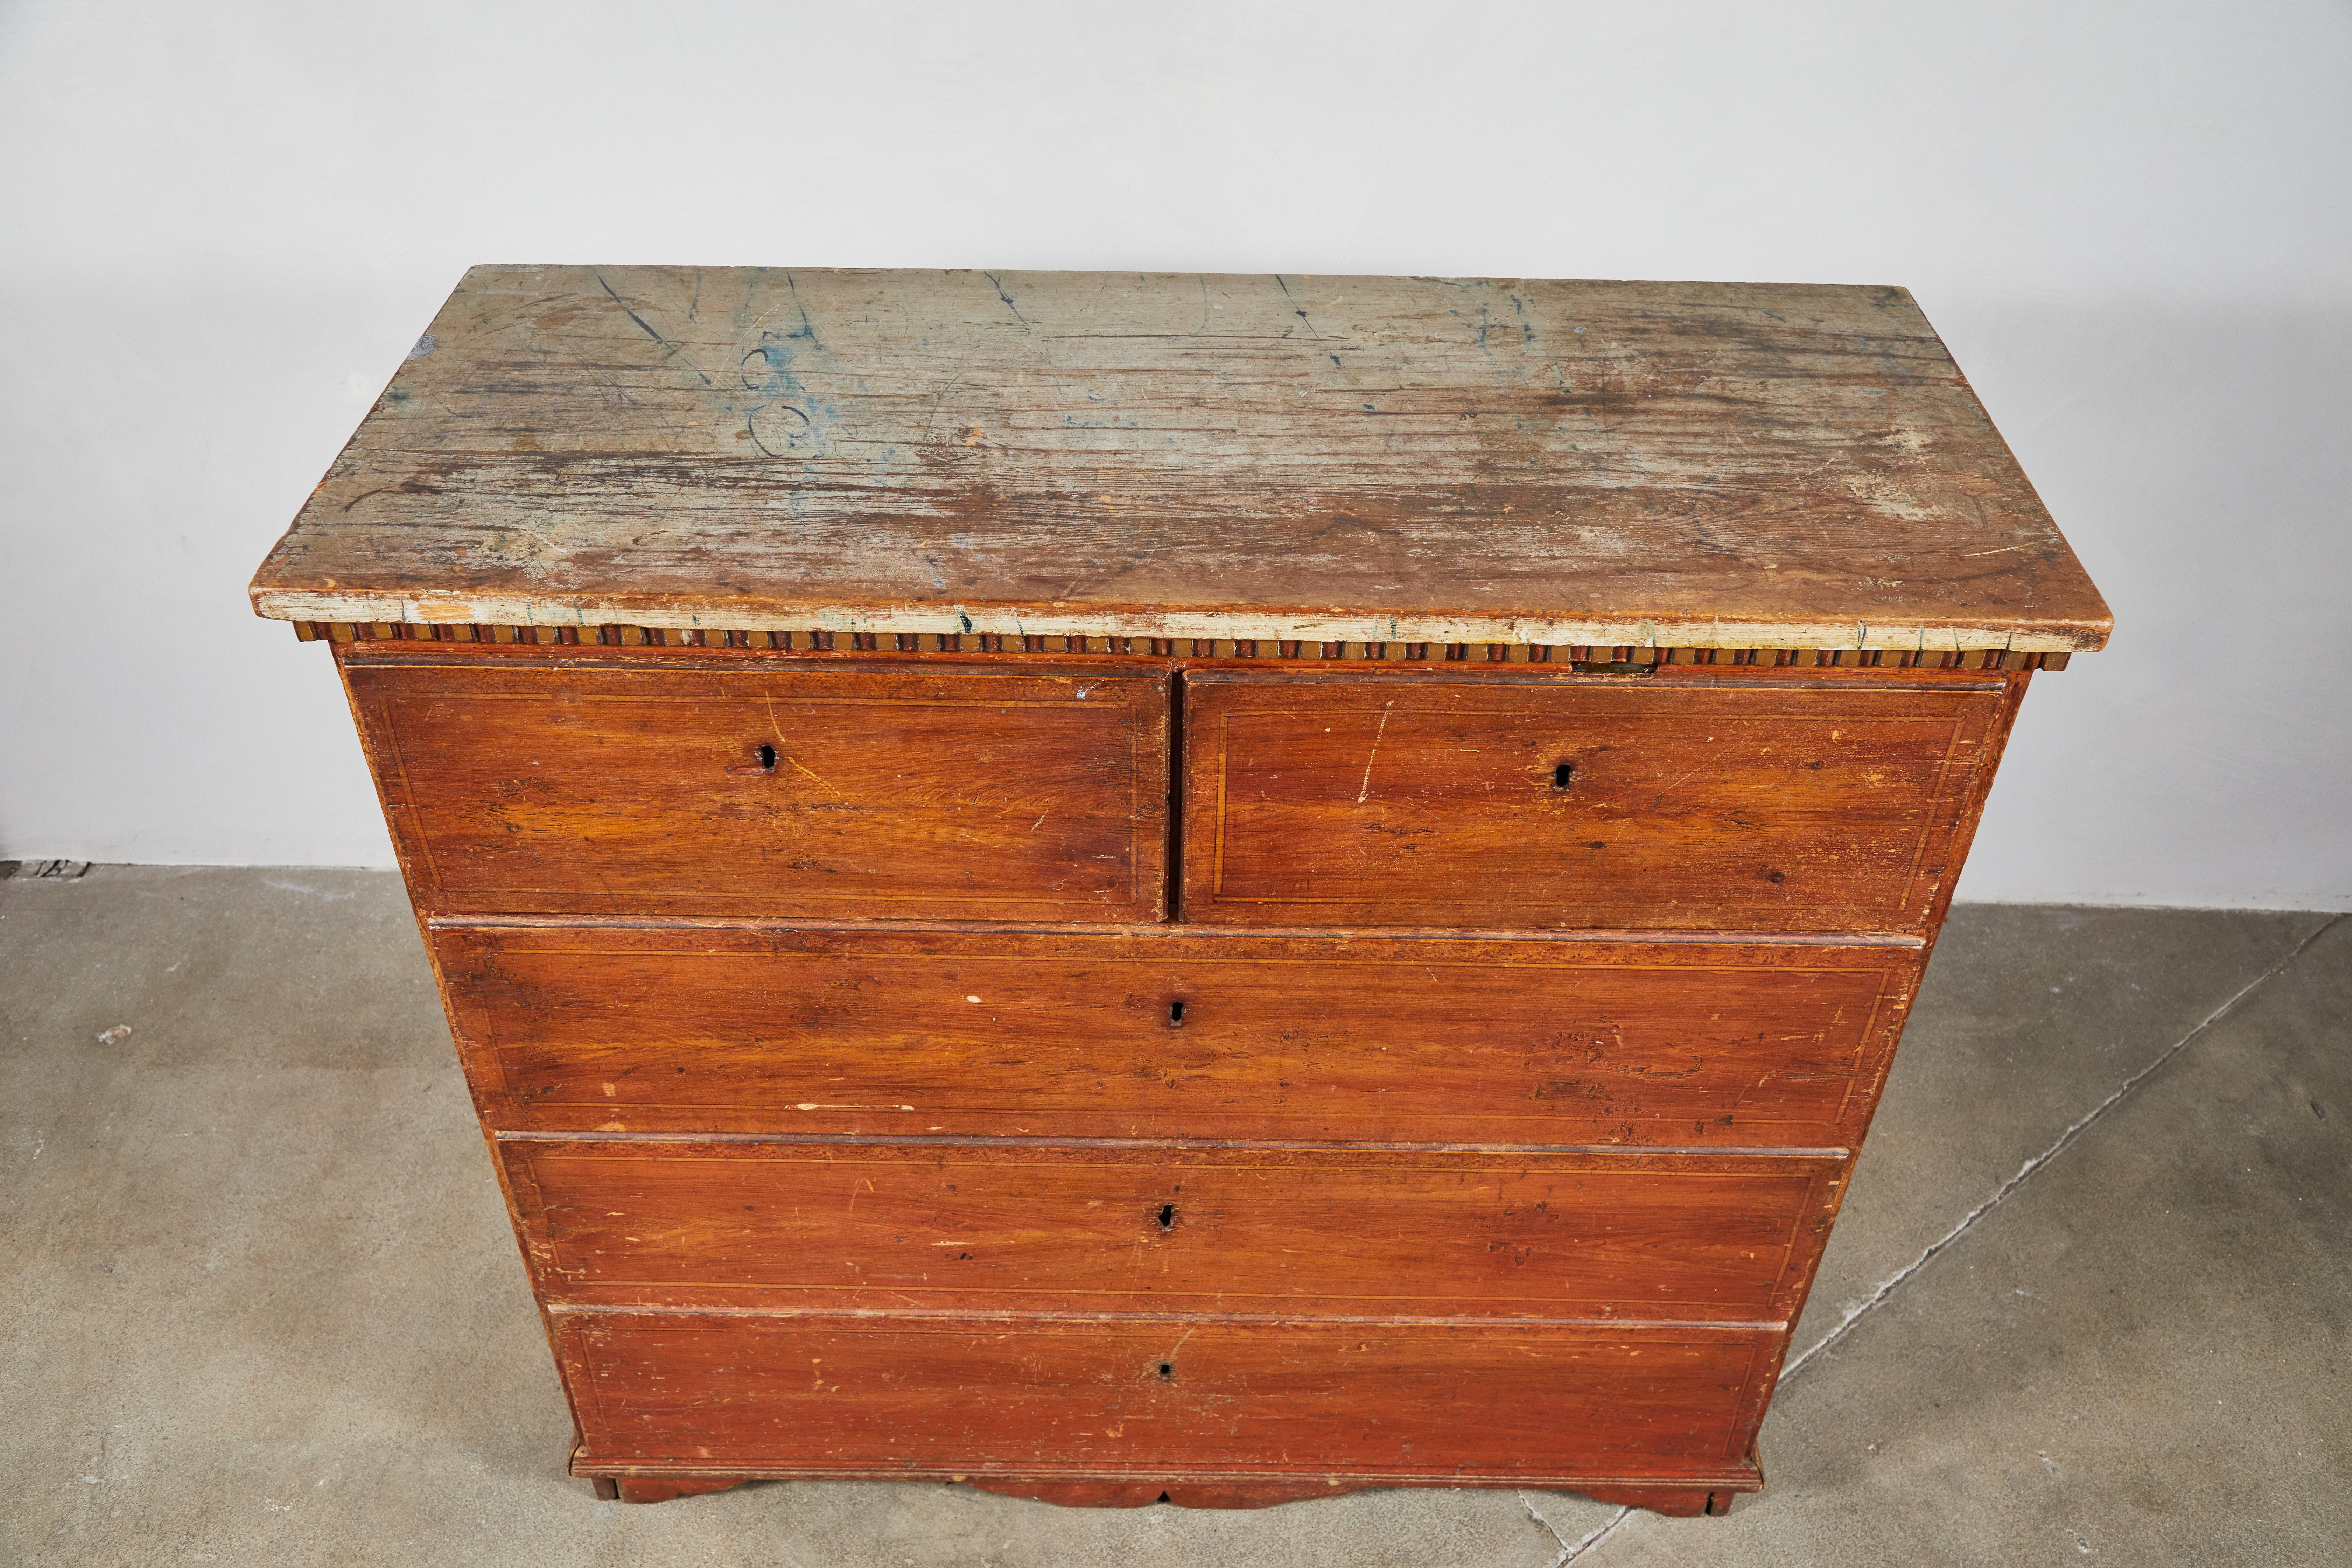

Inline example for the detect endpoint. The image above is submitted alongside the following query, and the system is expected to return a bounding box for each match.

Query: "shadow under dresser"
[250,265,2109,1517]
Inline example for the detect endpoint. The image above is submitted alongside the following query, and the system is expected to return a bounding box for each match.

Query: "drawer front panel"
[504,1141,1841,1319]
[558,1312,1773,1480]
[435,926,1916,1147]
[342,655,1169,920]
[1181,669,2015,931]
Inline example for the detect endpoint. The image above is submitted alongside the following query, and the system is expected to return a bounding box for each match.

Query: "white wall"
[2,1,2347,908]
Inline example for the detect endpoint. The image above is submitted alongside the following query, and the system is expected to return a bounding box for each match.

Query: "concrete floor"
[1,867,2344,1567]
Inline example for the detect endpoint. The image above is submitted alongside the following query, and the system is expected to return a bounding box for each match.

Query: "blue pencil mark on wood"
[983,273,1030,328]
[593,270,713,386]
[741,330,833,460]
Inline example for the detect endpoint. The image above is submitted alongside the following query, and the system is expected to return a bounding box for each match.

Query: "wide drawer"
[434,925,1918,1147]
[341,653,1169,920]
[502,1140,1841,1319]
[1180,668,2015,931]
[556,1312,1773,1483]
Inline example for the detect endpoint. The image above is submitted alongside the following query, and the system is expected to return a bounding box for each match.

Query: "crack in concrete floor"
[1779,913,2342,1388]
[1519,1491,1573,1564]
[1555,1504,1634,1562]
[1559,913,2344,1564]
[5,874,2342,1567]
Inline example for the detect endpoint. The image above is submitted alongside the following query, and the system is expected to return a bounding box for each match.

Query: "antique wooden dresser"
[250,267,2108,1517]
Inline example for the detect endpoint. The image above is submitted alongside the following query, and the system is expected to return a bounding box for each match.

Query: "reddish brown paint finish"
[555,1312,1774,1486]
[328,649,2039,1516]
[259,269,2098,1521]
[432,924,1919,1147]
[598,1474,1743,1512]
[965,1479,1353,1509]
[340,650,1170,922]
[604,1476,740,1505]
[969,1477,1745,1513]
[500,1140,1844,1319]
[1182,666,2012,932]
[1579,1484,1744,1518]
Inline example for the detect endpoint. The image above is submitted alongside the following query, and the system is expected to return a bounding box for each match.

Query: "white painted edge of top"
[250,591,2106,652]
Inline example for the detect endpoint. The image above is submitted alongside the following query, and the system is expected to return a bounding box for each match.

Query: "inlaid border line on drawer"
[424,913,1926,946]
[1903,694,2005,927]
[568,1460,1771,1492]
[491,1131,1853,1158]
[544,1302,1794,1331]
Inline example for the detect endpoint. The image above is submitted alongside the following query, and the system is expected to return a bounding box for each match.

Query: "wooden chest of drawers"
[251,267,2107,1517]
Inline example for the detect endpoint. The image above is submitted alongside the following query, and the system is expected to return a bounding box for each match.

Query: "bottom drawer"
[557,1312,1774,1484]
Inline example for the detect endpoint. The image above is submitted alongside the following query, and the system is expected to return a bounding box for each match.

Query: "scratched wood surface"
[501,1140,1841,1319]
[250,266,2109,653]
[431,924,1917,1146]
[554,1312,1773,1482]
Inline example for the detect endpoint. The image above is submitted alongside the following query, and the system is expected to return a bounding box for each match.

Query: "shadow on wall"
[1937,295,2352,909]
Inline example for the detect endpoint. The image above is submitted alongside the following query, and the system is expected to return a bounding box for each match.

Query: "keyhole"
[1157,1203,1176,1230]
[1167,999,1186,1026]
[1552,761,1574,790]
[755,743,777,771]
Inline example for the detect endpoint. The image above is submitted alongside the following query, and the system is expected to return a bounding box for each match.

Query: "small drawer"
[434,925,1918,1147]
[340,651,1169,920]
[1181,667,2015,932]
[502,1140,1843,1320]
[557,1311,1774,1483]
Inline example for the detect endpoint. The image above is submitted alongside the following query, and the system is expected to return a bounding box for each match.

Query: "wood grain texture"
[430,924,1918,1147]
[1183,665,2019,932]
[962,1478,1363,1509]
[339,649,1169,920]
[249,266,2109,653]
[500,1140,1843,1320]
[554,1312,1775,1485]
[899,1475,1743,1511]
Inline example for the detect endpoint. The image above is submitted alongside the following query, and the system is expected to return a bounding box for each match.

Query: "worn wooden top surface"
[250,266,2109,651]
